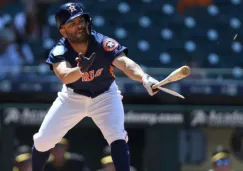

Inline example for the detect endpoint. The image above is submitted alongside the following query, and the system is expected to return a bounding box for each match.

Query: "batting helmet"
[55,2,92,33]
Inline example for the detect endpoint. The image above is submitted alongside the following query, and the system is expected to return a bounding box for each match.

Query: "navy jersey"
[46,30,128,97]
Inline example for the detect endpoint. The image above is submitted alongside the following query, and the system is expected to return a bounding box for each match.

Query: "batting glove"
[142,74,160,96]
[76,52,96,73]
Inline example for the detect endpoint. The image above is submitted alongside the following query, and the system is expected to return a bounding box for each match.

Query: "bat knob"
[181,66,190,76]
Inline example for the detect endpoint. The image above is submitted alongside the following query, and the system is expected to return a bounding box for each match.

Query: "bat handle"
[157,87,185,99]
[152,79,168,89]
[152,84,158,89]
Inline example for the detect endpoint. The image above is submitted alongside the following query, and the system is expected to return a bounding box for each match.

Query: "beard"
[66,29,89,44]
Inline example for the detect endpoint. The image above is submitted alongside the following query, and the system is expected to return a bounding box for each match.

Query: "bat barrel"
[180,66,190,76]
[152,66,190,89]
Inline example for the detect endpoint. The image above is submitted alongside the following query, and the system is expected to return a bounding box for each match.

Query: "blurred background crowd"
[1,0,243,171]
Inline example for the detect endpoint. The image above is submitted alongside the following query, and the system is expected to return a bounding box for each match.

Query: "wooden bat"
[157,87,185,99]
[152,66,190,89]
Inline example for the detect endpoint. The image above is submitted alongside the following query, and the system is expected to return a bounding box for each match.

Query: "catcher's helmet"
[55,2,92,33]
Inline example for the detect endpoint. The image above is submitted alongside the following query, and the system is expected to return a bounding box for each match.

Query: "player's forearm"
[60,67,83,84]
[122,62,146,82]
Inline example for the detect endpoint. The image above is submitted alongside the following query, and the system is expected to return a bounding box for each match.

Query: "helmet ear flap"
[86,17,92,35]
[89,17,92,25]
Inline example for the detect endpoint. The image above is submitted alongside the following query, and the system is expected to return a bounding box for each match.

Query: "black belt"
[72,87,109,98]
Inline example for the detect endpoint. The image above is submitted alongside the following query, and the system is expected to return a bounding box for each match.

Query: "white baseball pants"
[33,81,128,152]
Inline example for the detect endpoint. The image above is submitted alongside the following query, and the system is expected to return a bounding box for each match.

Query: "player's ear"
[60,28,67,37]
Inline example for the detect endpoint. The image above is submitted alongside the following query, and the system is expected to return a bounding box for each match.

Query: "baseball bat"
[157,87,185,99]
[152,66,190,89]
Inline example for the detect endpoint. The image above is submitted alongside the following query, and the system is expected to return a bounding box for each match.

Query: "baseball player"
[32,2,159,171]
[208,146,233,171]
[44,138,90,171]
[13,145,32,171]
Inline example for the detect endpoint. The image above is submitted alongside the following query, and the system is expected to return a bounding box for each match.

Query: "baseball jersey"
[44,152,90,171]
[46,30,128,98]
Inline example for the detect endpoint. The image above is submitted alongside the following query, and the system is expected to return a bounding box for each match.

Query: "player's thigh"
[34,96,86,145]
[89,93,127,144]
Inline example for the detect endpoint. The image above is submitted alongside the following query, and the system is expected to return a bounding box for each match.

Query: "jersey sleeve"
[101,37,128,64]
[45,45,67,70]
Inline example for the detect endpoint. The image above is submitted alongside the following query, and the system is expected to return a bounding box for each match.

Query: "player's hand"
[76,52,96,73]
[142,74,159,96]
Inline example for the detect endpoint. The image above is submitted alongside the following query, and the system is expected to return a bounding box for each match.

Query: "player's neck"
[69,41,89,56]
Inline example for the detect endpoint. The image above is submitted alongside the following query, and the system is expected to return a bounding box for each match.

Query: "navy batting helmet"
[55,2,92,33]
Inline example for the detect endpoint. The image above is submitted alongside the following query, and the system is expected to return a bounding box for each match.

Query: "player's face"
[61,16,89,43]
[18,161,32,171]
[104,163,116,171]
[51,144,67,159]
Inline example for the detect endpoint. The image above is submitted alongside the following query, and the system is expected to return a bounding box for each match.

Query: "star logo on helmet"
[68,5,77,13]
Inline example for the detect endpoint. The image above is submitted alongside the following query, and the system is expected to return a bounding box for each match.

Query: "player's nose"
[77,22,85,29]
[77,24,82,29]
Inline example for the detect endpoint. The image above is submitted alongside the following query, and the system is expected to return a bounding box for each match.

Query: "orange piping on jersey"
[109,65,116,78]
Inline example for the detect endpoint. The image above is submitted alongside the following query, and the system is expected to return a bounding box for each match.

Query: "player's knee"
[106,130,129,145]
[33,133,56,152]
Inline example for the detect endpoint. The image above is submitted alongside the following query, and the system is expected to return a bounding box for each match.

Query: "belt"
[69,87,109,98]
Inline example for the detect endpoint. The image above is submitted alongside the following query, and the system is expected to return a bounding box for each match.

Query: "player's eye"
[80,19,85,23]
[78,18,86,26]
[69,22,75,27]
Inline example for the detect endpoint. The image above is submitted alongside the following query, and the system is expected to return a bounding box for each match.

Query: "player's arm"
[112,52,145,82]
[52,61,82,84]
[52,52,96,84]
[113,52,159,96]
